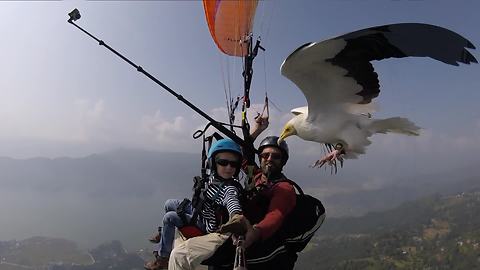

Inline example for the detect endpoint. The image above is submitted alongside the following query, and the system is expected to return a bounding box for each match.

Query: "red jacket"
[246,172,297,240]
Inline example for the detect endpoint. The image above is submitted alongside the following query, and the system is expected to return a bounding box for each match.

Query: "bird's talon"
[312,150,345,173]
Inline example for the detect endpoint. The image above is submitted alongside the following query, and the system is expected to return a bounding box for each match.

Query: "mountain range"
[2,189,479,269]
[1,148,479,250]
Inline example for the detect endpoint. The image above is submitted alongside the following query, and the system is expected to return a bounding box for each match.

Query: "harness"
[177,175,244,239]
[202,179,326,268]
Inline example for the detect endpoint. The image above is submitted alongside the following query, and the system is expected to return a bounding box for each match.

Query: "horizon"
[1,146,479,250]
[0,1,478,168]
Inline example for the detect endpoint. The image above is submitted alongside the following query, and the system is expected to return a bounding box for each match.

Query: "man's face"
[259,146,284,176]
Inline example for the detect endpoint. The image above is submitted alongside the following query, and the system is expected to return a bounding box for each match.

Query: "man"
[238,135,298,269]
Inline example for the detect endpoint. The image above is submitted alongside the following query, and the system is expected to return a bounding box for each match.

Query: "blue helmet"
[207,139,242,160]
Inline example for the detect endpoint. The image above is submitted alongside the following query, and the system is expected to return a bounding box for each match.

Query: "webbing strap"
[272,179,304,195]
[189,180,225,227]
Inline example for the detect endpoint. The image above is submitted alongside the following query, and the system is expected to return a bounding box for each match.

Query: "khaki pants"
[168,232,231,270]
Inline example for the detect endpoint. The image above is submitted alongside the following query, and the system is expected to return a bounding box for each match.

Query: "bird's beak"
[278,125,296,144]
[278,130,287,144]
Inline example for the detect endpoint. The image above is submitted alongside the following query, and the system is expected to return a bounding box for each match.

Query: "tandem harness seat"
[176,175,246,240]
[176,136,326,269]
[202,179,326,269]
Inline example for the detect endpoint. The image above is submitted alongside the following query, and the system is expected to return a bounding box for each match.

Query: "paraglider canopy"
[203,0,259,57]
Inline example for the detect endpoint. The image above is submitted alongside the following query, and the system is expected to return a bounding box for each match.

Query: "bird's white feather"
[279,23,476,159]
[281,39,365,122]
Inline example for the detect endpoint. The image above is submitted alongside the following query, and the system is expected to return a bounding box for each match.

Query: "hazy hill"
[1,149,479,250]
[4,189,479,269]
[0,149,200,250]
[0,236,92,269]
[321,175,480,217]
[297,189,480,269]
[0,238,144,270]
[305,159,480,217]
[0,149,200,197]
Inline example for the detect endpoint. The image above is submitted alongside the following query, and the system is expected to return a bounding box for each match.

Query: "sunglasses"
[216,159,241,168]
[259,152,283,160]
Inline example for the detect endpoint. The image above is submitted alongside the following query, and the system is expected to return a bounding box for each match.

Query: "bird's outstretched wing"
[281,23,477,122]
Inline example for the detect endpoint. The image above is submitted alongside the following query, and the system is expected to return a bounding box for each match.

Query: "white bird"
[277,23,477,170]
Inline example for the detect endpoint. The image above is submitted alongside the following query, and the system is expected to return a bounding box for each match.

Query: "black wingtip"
[462,49,478,64]
[466,40,476,50]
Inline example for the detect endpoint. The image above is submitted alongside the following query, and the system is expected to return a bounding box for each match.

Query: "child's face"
[215,152,240,179]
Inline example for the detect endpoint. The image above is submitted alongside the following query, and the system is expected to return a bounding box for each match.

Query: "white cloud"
[140,112,190,145]
[2,95,480,166]
[71,99,107,142]
[85,100,105,120]
[0,98,107,142]
[134,103,295,153]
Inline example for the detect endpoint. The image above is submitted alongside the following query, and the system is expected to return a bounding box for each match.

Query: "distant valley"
[2,189,479,269]
[1,149,479,251]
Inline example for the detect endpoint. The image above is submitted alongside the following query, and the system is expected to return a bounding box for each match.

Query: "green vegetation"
[297,190,480,269]
[2,188,479,269]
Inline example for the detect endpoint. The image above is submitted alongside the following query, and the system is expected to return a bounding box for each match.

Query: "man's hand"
[243,225,261,248]
[250,115,269,140]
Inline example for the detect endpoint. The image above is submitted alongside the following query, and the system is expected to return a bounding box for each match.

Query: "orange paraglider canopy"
[203,0,259,57]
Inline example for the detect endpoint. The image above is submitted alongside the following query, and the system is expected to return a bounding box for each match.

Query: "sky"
[0,0,479,169]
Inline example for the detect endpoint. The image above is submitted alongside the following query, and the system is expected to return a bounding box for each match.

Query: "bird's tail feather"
[370,117,420,136]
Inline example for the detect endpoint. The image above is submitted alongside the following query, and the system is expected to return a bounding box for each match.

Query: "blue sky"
[0,0,479,173]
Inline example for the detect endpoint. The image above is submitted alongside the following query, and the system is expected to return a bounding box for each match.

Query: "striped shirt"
[200,177,242,233]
